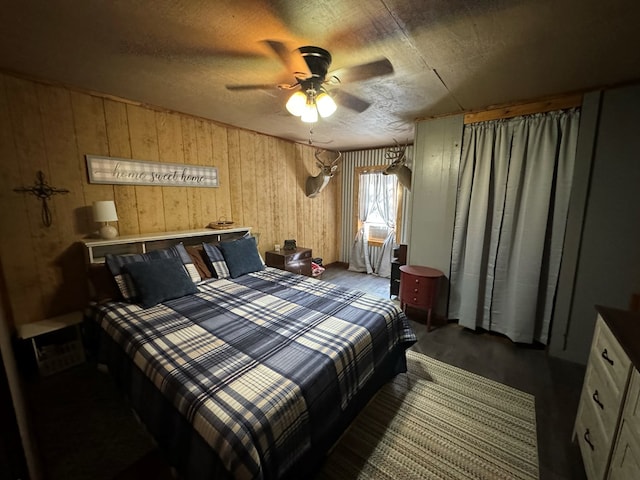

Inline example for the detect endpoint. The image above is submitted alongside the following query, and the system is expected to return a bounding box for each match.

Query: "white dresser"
[573,306,640,479]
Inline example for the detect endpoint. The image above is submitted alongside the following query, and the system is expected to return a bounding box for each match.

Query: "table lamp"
[93,200,119,239]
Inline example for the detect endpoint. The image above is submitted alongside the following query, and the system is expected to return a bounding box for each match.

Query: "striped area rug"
[317,350,539,479]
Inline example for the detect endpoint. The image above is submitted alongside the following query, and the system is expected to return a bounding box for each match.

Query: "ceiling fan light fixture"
[316,91,337,118]
[301,101,318,123]
[286,91,307,116]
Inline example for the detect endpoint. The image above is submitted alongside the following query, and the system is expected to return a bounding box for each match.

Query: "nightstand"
[399,265,444,331]
[17,311,85,376]
[265,247,312,276]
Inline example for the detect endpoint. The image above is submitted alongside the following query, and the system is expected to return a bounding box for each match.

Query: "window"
[355,169,401,247]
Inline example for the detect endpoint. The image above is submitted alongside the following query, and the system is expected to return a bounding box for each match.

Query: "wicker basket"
[36,339,85,376]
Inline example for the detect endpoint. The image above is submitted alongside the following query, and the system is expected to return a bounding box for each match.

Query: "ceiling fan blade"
[332,90,371,113]
[329,58,394,84]
[225,84,282,91]
[263,40,312,78]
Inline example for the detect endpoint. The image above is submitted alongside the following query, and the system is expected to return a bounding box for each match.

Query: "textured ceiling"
[2,0,640,150]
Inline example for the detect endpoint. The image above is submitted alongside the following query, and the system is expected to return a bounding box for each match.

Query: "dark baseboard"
[325,261,348,269]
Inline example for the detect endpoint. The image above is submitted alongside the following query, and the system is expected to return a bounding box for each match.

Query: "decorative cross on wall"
[14,171,69,227]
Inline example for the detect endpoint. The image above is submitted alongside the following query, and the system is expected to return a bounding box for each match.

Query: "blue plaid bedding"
[92,267,416,479]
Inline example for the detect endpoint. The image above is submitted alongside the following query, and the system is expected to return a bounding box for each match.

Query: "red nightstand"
[399,265,444,331]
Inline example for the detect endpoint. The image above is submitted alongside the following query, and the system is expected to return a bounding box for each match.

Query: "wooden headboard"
[81,227,252,301]
[81,227,251,264]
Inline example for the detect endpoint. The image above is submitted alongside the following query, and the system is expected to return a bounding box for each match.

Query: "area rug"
[317,350,539,479]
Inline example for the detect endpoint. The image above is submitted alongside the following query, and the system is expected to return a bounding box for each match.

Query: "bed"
[86,233,416,480]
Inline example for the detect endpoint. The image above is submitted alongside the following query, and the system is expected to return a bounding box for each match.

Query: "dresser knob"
[601,349,615,366]
[413,288,418,293]
[415,279,419,283]
[584,429,594,451]
[592,390,604,410]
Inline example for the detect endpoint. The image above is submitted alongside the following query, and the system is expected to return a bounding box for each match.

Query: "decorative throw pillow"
[123,257,197,308]
[216,236,265,278]
[185,245,213,280]
[202,242,231,279]
[105,243,201,301]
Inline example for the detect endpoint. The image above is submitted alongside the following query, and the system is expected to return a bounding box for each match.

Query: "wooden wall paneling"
[297,144,313,251]
[70,91,113,216]
[36,83,89,315]
[0,75,41,326]
[272,140,290,248]
[104,99,139,235]
[181,116,203,229]
[211,123,231,222]
[195,119,216,226]
[293,143,305,249]
[250,134,264,248]
[283,141,298,244]
[255,135,275,253]
[127,104,165,233]
[226,129,244,227]
[4,76,56,324]
[239,130,258,231]
[259,137,275,251]
[69,92,114,320]
[156,111,189,232]
[0,73,342,329]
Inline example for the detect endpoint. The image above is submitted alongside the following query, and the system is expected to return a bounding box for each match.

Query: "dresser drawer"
[584,357,626,444]
[593,316,632,395]
[575,397,610,480]
[399,274,436,307]
[608,418,640,479]
[610,369,640,479]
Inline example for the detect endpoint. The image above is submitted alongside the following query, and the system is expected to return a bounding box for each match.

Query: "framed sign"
[86,155,219,188]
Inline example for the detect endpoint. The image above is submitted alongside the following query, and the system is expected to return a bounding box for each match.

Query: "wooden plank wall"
[0,73,340,328]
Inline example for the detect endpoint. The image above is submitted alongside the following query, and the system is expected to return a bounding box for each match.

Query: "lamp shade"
[93,200,118,223]
[285,91,307,116]
[316,92,337,118]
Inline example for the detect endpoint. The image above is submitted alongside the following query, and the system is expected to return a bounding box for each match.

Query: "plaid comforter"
[92,267,416,479]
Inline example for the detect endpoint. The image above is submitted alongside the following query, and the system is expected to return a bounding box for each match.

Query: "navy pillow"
[105,243,201,301]
[216,236,264,278]
[123,257,197,308]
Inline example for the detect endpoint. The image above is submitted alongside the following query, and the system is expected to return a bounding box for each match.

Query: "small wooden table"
[17,311,85,376]
[265,247,312,277]
[399,265,444,331]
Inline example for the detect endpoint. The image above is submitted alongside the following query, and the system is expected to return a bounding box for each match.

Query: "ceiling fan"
[225,40,394,123]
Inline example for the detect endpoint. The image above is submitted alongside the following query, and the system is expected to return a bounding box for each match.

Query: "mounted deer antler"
[382,140,412,190]
[305,149,342,198]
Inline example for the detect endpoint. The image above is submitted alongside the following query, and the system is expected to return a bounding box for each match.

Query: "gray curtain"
[449,109,580,344]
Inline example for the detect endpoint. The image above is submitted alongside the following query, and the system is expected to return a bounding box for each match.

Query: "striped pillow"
[105,243,201,301]
[202,242,230,279]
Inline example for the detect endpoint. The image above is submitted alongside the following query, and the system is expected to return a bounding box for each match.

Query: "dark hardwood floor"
[24,265,587,480]
[321,264,587,480]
